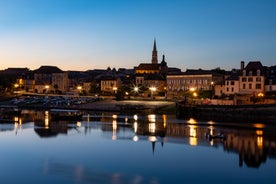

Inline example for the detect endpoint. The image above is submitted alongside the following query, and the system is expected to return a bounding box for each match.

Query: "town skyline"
[1,0,276,71]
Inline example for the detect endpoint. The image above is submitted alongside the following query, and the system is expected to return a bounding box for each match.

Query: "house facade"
[239,61,265,95]
[166,69,224,99]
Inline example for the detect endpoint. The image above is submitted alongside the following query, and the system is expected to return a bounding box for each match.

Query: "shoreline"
[0,98,176,115]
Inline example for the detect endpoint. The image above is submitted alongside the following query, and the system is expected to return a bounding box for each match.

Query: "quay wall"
[176,103,276,123]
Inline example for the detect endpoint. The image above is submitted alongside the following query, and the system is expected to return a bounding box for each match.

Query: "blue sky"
[0,0,275,71]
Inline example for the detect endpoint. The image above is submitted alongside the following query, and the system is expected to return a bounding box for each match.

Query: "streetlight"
[189,87,195,92]
[77,85,82,94]
[134,86,139,93]
[112,87,118,94]
[211,81,214,99]
[149,86,156,99]
[14,84,19,88]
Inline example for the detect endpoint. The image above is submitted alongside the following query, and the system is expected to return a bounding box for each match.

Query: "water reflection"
[0,109,276,169]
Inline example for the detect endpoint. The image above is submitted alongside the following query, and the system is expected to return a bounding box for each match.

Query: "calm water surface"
[0,110,276,184]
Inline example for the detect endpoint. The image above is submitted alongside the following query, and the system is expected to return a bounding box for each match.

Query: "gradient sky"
[0,0,275,71]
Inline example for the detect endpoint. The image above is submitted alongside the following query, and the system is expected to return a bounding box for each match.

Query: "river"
[0,109,276,184]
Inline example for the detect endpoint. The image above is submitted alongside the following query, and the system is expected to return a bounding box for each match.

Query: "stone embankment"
[176,102,276,123]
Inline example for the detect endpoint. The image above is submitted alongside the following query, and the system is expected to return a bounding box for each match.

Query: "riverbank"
[0,96,176,115]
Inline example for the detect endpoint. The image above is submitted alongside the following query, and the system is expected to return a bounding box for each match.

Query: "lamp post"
[134,86,139,93]
[211,81,214,99]
[77,85,82,95]
[44,85,50,94]
[112,87,118,94]
[149,86,156,99]
[189,87,197,104]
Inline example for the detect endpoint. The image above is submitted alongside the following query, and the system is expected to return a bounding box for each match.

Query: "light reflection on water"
[0,110,276,184]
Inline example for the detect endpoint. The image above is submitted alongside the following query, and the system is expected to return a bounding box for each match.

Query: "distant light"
[112,114,117,119]
[189,87,195,92]
[258,92,264,97]
[134,122,138,133]
[187,118,197,124]
[148,114,156,122]
[149,87,156,92]
[133,135,139,142]
[77,86,82,90]
[134,87,139,92]
[148,136,157,142]
[133,114,138,121]
[253,124,265,129]
[77,122,81,127]
[149,123,156,133]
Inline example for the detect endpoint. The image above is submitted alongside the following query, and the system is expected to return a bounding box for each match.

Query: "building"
[265,65,276,92]
[52,73,69,93]
[166,69,224,99]
[100,75,122,94]
[33,66,64,93]
[224,70,240,96]
[134,39,168,75]
[239,61,265,95]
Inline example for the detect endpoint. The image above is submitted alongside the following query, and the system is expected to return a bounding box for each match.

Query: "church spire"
[151,38,158,64]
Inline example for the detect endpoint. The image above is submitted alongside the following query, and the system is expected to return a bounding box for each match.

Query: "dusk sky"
[1,0,275,71]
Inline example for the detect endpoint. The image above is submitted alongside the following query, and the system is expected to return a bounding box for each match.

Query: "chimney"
[241,61,245,70]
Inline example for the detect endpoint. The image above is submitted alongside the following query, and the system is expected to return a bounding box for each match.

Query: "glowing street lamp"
[134,86,139,93]
[189,87,195,92]
[149,86,156,98]
[258,92,264,97]
[77,86,82,91]
[112,87,118,94]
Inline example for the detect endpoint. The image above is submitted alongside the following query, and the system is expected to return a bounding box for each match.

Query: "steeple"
[151,38,158,64]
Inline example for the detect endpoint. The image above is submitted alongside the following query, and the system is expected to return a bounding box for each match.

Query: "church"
[133,39,172,97]
[134,39,168,76]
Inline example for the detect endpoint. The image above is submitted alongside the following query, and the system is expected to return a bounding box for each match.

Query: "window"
[242,78,247,82]
[256,84,261,89]
[232,87,234,92]
[256,77,261,82]
[248,78,253,82]
[226,81,229,85]
[243,70,246,76]
[257,69,261,76]
[249,83,252,89]
[243,84,246,89]
[226,87,229,92]
[231,81,235,85]
[249,71,253,76]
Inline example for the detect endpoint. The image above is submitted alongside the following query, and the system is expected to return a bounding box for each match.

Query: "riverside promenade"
[0,95,176,114]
